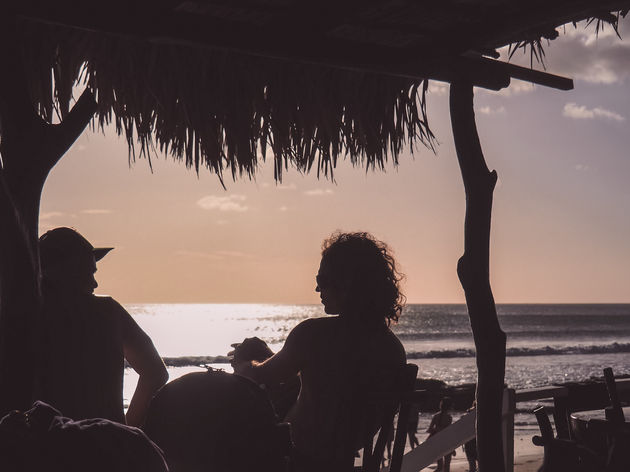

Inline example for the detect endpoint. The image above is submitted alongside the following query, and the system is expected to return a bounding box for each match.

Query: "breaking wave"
[158,343,630,367]
[406,342,630,359]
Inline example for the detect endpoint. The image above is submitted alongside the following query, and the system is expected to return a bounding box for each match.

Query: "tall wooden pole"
[0,16,96,415]
[449,82,507,472]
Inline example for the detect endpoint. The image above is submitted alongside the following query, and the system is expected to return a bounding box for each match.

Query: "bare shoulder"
[292,316,338,335]
[92,295,126,312]
[92,295,137,327]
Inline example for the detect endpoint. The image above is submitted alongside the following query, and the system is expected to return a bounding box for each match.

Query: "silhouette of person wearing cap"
[36,227,168,427]
[237,232,406,470]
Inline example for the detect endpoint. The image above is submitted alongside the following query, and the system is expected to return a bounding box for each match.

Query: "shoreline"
[406,431,543,472]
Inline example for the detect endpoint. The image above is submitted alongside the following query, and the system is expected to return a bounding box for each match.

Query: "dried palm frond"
[19,21,433,183]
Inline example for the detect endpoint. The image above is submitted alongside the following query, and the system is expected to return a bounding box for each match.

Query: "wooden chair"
[593,367,630,472]
[603,367,626,424]
[533,405,602,472]
[336,363,418,472]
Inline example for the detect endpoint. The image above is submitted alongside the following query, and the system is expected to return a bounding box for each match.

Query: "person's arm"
[236,319,313,385]
[113,301,168,427]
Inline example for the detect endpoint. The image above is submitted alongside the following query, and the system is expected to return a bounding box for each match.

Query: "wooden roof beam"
[14,5,573,92]
[457,55,574,91]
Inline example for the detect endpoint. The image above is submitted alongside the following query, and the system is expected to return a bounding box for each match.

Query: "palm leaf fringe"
[20,21,434,183]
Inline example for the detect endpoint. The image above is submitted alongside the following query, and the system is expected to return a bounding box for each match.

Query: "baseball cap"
[39,227,113,266]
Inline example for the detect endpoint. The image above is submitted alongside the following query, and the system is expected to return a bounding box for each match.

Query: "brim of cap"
[227,343,241,357]
[93,247,114,261]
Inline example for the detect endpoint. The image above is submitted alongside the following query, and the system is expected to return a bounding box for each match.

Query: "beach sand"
[418,433,543,472]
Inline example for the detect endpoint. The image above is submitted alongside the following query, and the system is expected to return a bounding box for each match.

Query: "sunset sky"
[39,20,630,304]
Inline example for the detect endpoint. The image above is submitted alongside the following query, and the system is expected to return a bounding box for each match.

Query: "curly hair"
[321,231,405,325]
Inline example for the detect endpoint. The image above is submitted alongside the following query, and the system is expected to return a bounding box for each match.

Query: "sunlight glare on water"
[126,303,322,357]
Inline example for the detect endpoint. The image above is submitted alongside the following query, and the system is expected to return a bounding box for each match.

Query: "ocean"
[122,303,630,437]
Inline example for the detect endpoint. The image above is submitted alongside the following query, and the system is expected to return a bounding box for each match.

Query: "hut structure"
[1,1,629,470]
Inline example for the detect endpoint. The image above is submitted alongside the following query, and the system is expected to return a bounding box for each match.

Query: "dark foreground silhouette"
[0,401,168,472]
[144,369,291,472]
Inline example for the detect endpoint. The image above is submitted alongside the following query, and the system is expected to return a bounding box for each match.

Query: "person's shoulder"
[91,295,132,319]
[92,295,124,309]
[289,316,338,340]
[295,316,338,330]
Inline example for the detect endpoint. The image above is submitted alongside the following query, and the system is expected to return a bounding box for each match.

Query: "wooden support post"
[502,388,516,472]
[449,82,507,472]
[0,15,96,415]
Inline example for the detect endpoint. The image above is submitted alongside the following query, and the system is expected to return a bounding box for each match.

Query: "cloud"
[197,194,248,212]
[428,82,448,96]
[517,19,630,85]
[562,102,625,121]
[174,250,222,260]
[304,189,334,197]
[478,105,506,115]
[484,18,630,90]
[81,209,113,215]
[562,22,620,47]
[575,164,590,171]
[215,250,253,259]
[279,205,288,212]
[495,79,535,97]
[175,249,253,260]
[276,183,297,190]
[40,211,65,220]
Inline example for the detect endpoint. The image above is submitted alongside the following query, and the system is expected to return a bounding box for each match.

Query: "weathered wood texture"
[449,82,507,472]
[0,17,96,415]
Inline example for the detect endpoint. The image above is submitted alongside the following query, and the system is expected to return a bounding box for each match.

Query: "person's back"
[41,291,128,423]
[284,316,405,463]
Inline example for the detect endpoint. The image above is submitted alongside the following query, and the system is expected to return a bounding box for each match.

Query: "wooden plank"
[515,386,568,402]
[479,57,574,90]
[383,410,476,472]
[502,389,516,472]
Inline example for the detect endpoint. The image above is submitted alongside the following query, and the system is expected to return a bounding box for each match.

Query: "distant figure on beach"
[406,401,421,449]
[36,227,168,426]
[230,337,299,419]
[237,231,407,470]
[427,397,455,472]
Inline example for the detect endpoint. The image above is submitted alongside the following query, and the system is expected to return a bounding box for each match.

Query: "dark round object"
[144,369,289,472]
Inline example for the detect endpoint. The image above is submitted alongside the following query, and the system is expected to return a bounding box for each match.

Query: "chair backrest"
[604,367,626,424]
[358,363,419,472]
[533,406,555,446]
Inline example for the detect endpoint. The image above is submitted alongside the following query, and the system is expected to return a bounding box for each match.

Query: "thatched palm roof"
[9,0,630,181]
